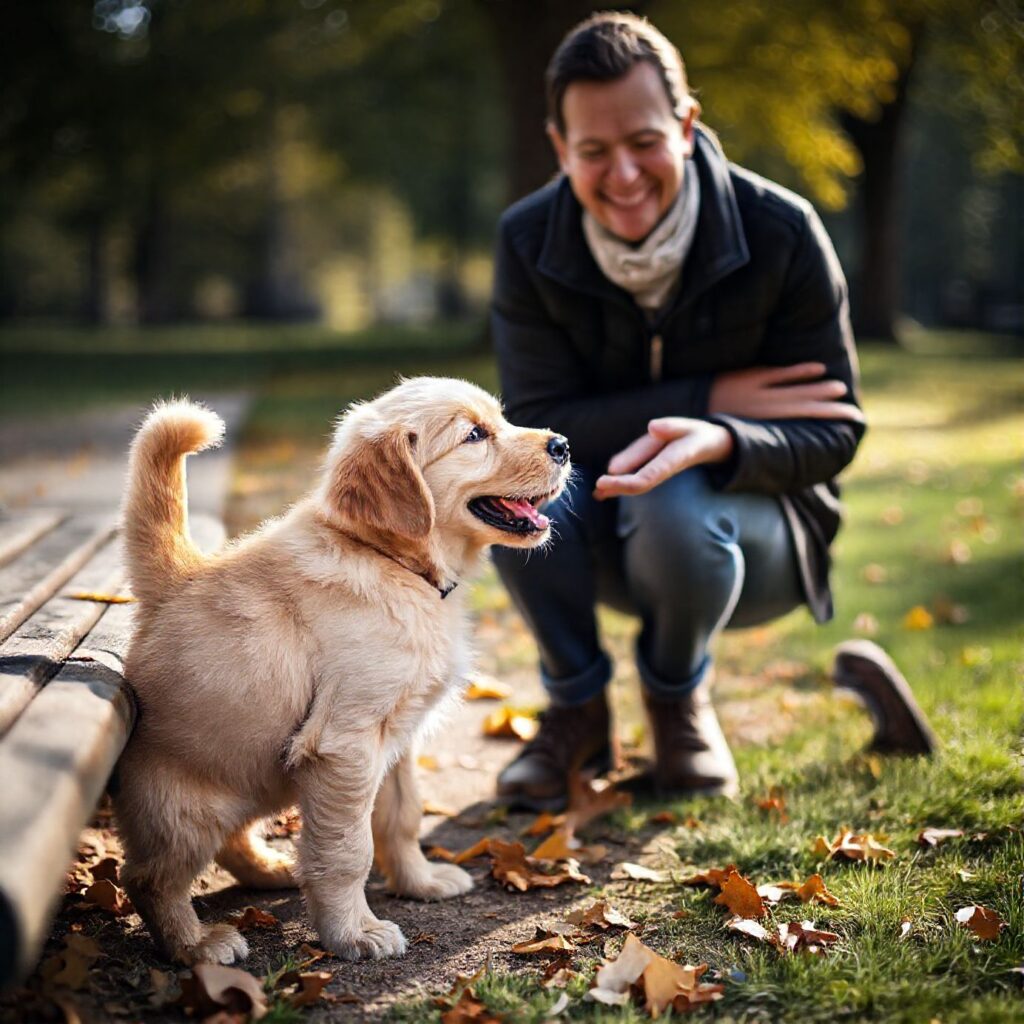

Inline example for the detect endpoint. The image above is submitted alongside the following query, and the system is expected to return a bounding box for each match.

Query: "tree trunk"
[82,217,109,326]
[134,185,175,325]
[840,25,925,343]
[478,0,604,203]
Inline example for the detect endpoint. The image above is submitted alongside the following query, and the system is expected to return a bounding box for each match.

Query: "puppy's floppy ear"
[325,425,435,540]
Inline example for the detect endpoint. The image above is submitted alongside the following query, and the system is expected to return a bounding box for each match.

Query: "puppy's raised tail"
[121,399,225,604]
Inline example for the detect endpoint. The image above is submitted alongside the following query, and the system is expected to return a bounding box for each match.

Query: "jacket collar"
[537,124,750,313]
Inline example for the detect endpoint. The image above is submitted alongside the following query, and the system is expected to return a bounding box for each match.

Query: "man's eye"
[464,425,489,443]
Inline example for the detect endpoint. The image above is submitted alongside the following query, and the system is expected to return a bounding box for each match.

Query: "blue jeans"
[491,467,805,705]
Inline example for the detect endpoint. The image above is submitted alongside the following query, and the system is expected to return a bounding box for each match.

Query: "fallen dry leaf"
[563,775,631,834]
[66,591,136,604]
[285,971,334,1009]
[918,827,965,847]
[768,874,841,907]
[565,901,636,931]
[297,942,329,963]
[726,916,776,945]
[427,845,458,862]
[482,706,539,741]
[755,787,789,823]
[586,934,724,1016]
[682,864,739,889]
[587,933,654,1007]
[547,991,571,1015]
[813,830,896,864]
[611,862,668,883]
[713,870,766,919]
[490,839,590,891]
[179,963,267,1020]
[522,811,565,837]
[417,754,440,771]
[423,799,456,817]
[89,857,120,883]
[531,828,607,865]
[229,906,280,932]
[43,934,102,991]
[511,929,576,955]
[902,605,935,631]
[465,676,512,700]
[440,986,503,1024]
[541,960,578,989]
[777,920,840,955]
[453,837,493,864]
[955,905,1005,941]
[82,879,133,916]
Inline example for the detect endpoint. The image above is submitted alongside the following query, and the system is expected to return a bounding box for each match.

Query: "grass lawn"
[2,324,1020,1021]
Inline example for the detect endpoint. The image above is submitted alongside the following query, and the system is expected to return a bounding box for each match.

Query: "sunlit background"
[2,0,1021,338]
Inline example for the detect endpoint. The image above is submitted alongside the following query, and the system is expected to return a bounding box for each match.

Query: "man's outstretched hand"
[594,417,734,499]
[708,362,865,423]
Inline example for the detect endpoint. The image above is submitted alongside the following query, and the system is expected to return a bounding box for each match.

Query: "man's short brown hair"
[546,12,696,135]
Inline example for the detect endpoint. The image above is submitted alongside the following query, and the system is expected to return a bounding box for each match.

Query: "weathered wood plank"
[0,511,67,568]
[0,515,117,645]
[0,531,126,736]
[0,649,135,985]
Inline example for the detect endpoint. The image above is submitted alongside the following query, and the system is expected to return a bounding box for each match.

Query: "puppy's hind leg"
[216,822,298,889]
[372,751,473,901]
[116,774,249,965]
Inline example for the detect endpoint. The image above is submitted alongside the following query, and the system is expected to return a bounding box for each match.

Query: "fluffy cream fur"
[116,377,569,965]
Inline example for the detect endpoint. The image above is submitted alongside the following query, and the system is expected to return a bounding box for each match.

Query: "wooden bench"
[0,509,224,987]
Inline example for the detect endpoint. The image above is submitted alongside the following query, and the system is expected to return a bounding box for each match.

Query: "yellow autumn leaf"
[902,605,934,630]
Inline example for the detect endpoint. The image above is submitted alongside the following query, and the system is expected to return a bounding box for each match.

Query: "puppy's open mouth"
[468,494,553,534]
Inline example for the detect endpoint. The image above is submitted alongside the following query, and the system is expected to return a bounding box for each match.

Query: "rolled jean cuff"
[542,652,614,706]
[637,646,711,699]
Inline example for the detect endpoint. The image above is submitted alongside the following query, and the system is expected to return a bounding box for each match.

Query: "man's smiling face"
[549,60,694,244]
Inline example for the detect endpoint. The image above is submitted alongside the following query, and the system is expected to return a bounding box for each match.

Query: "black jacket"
[490,126,865,623]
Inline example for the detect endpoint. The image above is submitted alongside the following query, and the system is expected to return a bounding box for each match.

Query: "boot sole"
[833,641,937,755]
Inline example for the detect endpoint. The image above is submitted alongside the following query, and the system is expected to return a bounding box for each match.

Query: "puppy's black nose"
[546,434,570,466]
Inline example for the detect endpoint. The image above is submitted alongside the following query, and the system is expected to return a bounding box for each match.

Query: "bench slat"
[0,511,66,569]
[0,512,227,985]
[0,531,126,736]
[0,650,136,984]
[0,515,117,645]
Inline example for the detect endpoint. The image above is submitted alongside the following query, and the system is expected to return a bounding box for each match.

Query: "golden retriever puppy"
[116,377,570,965]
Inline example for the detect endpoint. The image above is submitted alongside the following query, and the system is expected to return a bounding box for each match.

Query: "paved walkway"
[0,394,252,516]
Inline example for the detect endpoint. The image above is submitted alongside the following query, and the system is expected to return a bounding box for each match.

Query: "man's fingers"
[596,439,699,497]
[607,432,665,474]
[760,380,848,403]
[760,362,828,385]
[753,400,866,423]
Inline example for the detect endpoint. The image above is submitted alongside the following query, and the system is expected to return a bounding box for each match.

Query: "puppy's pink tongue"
[499,497,550,529]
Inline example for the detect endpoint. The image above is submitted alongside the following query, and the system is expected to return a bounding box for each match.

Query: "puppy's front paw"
[181,923,249,965]
[394,862,474,901]
[324,917,407,961]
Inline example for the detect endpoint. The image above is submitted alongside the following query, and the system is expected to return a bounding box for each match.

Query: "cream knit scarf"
[583,160,701,313]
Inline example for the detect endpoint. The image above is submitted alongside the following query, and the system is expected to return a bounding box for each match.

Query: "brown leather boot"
[833,640,937,754]
[641,682,739,797]
[495,692,612,811]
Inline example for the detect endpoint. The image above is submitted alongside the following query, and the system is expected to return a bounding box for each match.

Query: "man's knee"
[620,469,740,576]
